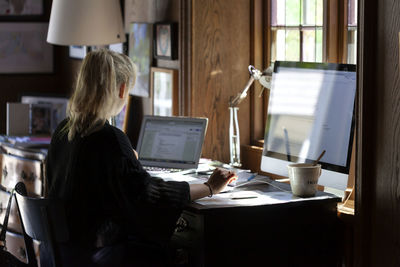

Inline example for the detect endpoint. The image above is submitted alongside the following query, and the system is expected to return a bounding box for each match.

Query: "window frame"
[251,0,353,146]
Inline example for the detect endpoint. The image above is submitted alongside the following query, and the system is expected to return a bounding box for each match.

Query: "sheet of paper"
[195,190,332,206]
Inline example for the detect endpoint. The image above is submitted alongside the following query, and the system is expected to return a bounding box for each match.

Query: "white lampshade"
[47,0,126,46]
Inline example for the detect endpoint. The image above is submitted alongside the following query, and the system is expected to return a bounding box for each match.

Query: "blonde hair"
[66,49,136,141]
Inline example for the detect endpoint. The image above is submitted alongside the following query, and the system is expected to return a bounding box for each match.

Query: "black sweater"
[46,119,190,248]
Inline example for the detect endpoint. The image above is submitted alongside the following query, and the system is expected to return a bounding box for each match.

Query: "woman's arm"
[189,168,236,200]
[133,147,236,201]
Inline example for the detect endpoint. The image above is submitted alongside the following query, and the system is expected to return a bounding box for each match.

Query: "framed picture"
[0,0,43,16]
[20,95,69,133]
[0,23,53,73]
[151,67,178,116]
[153,22,178,60]
[69,45,88,59]
[129,22,152,97]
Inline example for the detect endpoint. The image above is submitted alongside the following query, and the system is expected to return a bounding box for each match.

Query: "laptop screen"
[136,116,208,169]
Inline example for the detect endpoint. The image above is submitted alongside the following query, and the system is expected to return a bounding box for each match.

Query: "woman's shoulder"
[102,123,135,158]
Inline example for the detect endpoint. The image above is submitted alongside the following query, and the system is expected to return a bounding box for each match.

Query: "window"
[270,0,323,63]
[269,0,357,64]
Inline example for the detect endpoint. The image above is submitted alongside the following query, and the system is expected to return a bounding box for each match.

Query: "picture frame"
[153,22,178,60]
[69,45,88,59]
[150,67,178,116]
[20,95,69,133]
[0,23,53,73]
[128,22,152,97]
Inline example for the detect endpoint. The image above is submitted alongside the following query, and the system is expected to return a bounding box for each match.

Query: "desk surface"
[187,175,341,212]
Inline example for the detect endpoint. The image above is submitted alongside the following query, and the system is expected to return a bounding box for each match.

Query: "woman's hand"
[190,168,237,200]
[206,168,237,195]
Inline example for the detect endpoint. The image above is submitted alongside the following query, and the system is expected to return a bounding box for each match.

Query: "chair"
[14,182,69,267]
[0,145,46,264]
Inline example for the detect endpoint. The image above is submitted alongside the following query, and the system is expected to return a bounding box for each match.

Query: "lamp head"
[249,65,273,89]
[47,0,125,46]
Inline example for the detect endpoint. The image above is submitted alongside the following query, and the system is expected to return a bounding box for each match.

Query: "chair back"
[15,182,69,267]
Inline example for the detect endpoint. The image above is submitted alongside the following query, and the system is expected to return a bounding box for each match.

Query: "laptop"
[136,115,208,176]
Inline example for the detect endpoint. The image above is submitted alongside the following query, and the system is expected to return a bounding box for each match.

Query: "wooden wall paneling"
[341,0,349,63]
[357,0,400,266]
[179,0,191,116]
[250,0,265,143]
[262,0,272,138]
[325,1,346,63]
[190,0,251,163]
[355,0,377,265]
[370,1,400,266]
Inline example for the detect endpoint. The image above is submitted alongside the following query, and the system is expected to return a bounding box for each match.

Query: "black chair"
[14,182,69,267]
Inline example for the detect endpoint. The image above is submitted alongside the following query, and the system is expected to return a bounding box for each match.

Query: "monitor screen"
[260,61,356,191]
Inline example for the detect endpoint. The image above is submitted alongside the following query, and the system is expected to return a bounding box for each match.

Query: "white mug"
[287,163,321,197]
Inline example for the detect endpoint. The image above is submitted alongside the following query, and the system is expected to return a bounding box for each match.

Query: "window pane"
[348,0,357,26]
[303,0,316,25]
[286,0,301,26]
[271,29,277,62]
[271,0,277,26]
[276,29,286,61]
[316,0,323,26]
[347,29,357,64]
[285,30,300,61]
[315,28,323,62]
[347,0,357,64]
[271,0,286,26]
[302,29,315,62]
[277,0,286,25]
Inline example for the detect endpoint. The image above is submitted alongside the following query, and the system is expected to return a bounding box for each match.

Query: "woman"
[46,49,235,266]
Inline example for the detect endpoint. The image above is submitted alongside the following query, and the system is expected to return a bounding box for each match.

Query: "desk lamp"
[47,0,125,46]
[228,65,273,167]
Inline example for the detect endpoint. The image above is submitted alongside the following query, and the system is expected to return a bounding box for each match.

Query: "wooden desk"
[171,178,342,267]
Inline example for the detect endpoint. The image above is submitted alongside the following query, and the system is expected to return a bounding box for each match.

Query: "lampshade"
[47,0,126,46]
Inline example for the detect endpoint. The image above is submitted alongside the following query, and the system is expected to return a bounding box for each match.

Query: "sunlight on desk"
[155,172,203,183]
[195,189,332,206]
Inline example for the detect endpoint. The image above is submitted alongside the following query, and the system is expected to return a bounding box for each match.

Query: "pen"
[247,173,258,181]
[231,196,258,200]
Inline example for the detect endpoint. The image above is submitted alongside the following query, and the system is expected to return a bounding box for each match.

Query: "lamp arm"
[229,76,255,107]
[230,65,273,107]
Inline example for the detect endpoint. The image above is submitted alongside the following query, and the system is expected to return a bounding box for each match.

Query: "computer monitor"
[260,61,356,192]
